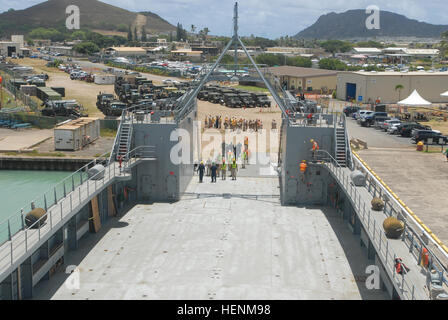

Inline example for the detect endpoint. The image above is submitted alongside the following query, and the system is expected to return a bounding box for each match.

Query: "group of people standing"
[196,158,242,183]
[203,115,264,132]
[196,146,250,184]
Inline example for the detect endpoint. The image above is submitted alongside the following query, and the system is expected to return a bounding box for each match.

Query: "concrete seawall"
[0,157,93,171]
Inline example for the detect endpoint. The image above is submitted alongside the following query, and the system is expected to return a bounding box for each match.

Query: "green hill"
[0,0,176,37]
[294,9,448,39]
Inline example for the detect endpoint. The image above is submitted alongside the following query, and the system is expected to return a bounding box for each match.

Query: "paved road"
[346,117,413,149]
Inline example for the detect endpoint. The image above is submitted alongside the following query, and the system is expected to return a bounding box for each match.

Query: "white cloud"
[0,0,446,38]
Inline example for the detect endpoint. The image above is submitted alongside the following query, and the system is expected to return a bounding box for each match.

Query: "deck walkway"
[324,162,430,300]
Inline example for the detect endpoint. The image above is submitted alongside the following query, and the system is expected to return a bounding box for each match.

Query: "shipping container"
[54,118,100,151]
[94,74,116,85]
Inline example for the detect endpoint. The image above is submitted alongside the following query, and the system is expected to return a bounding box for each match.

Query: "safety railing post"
[70,193,73,212]
[44,194,48,212]
[25,229,27,252]
[87,180,90,196]
[10,242,13,265]
[54,187,57,205]
[7,219,11,241]
[63,183,66,198]
[368,211,370,231]
[373,220,376,241]
[60,201,63,221]
[79,186,81,205]
[21,209,24,230]
[72,175,75,192]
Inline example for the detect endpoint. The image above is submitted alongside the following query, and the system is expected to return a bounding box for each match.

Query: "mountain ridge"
[294,9,448,39]
[0,0,176,37]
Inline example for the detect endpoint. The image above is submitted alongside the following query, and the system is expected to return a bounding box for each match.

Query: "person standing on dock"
[197,161,205,183]
[211,163,218,183]
[221,160,227,180]
[231,159,238,180]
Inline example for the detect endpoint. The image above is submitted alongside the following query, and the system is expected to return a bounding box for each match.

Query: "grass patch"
[234,85,269,93]
[100,128,117,137]
[94,152,110,158]
[5,150,66,157]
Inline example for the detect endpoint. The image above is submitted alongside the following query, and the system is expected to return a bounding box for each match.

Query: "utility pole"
[233,2,238,76]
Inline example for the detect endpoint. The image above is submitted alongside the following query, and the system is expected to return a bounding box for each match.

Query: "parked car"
[343,106,361,117]
[354,110,369,120]
[381,119,401,132]
[387,123,402,134]
[398,123,431,137]
[411,130,447,144]
[357,111,374,125]
[360,112,388,127]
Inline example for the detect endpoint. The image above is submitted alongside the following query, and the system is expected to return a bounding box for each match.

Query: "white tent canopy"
[441,90,448,97]
[398,89,432,106]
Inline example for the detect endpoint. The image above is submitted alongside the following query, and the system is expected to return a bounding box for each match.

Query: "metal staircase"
[117,122,133,161]
[335,126,347,167]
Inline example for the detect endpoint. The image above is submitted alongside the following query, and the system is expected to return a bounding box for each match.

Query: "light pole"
[0,75,3,110]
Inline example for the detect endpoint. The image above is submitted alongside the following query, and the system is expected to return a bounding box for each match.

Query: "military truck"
[96,93,114,112]
[223,93,242,108]
[237,93,255,108]
[104,101,128,117]
[41,100,87,119]
[251,93,271,108]
[208,92,222,104]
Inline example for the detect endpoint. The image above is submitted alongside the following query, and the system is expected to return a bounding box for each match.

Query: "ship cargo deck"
[33,177,387,300]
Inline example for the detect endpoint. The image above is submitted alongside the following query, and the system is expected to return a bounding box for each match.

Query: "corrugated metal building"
[337,71,448,104]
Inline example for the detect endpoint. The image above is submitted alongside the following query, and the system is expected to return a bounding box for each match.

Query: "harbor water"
[0,170,74,243]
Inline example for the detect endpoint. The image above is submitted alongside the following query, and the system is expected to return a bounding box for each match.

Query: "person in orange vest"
[395,258,410,275]
[310,139,319,159]
[300,160,308,181]
[421,248,430,268]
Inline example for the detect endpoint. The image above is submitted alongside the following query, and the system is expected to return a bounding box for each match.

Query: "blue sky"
[0,0,446,38]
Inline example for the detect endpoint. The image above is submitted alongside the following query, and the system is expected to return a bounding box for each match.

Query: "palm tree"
[395,84,404,101]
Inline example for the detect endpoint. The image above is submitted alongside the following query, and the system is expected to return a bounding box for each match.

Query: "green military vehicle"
[207,92,223,104]
[223,93,242,108]
[237,92,255,108]
[251,93,271,108]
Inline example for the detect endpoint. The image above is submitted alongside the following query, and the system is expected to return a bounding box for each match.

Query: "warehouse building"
[105,47,147,57]
[0,35,31,57]
[337,71,448,104]
[258,66,337,93]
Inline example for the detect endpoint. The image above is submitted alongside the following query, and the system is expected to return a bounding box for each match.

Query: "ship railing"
[122,107,177,125]
[287,110,335,128]
[0,146,156,277]
[119,146,157,173]
[315,150,425,300]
